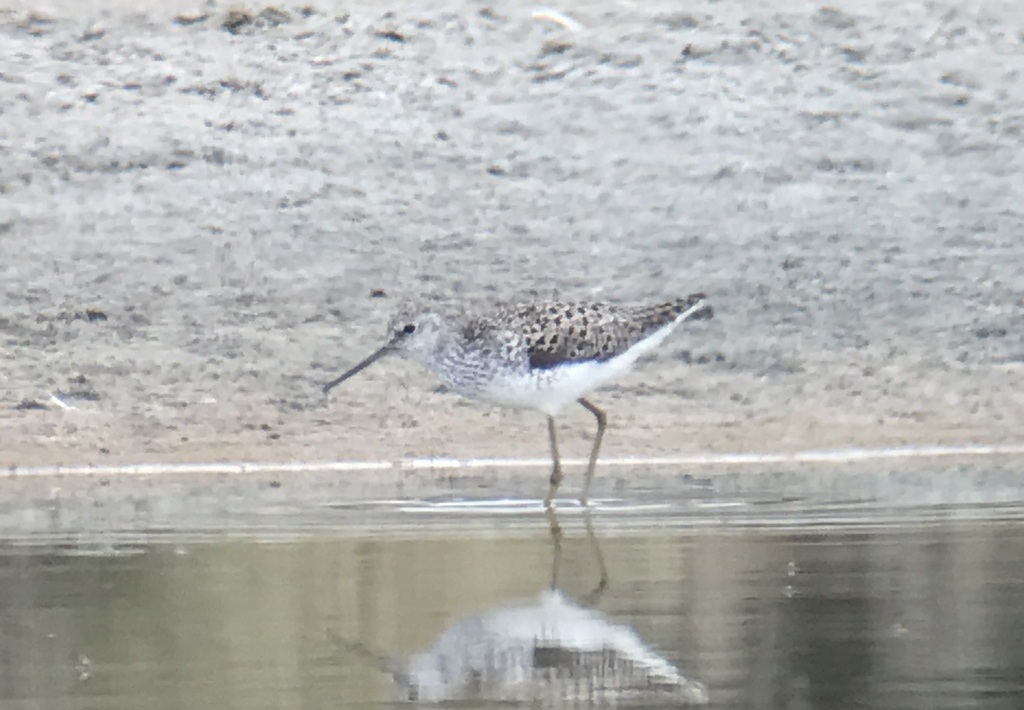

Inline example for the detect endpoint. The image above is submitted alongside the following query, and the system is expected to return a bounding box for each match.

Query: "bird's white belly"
[453,316,684,416]
[478,332,669,415]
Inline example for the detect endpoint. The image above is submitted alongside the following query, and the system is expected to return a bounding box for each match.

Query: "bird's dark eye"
[402,323,416,334]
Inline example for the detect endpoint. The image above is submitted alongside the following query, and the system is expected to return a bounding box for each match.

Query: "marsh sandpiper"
[323,294,714,507]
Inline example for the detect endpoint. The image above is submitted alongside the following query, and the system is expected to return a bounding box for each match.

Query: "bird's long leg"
[581,508,609,605]
[577,398,607,506]
[544,415,564,509]
[545,506,563,590]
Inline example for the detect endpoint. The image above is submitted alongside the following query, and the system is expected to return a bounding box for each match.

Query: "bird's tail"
[633,293,713,333]
[676,293,713,321]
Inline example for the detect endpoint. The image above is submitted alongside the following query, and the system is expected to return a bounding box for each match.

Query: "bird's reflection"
[341,509,709,705]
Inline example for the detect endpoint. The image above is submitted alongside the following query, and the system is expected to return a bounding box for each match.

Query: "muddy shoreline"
[2,2,1022,493]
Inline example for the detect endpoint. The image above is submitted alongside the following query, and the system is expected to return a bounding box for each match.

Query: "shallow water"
[2,506,1024,709]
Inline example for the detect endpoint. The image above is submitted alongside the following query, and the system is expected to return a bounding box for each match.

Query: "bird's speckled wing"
[475,295,711,370]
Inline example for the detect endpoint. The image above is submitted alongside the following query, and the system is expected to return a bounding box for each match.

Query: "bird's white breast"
[478,317,684,416]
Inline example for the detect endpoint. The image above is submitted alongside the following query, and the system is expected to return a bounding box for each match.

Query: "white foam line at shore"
[8,443,1024,478]
[9,461,394,478]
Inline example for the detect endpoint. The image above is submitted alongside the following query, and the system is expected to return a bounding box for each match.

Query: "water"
[2,507,1024,709]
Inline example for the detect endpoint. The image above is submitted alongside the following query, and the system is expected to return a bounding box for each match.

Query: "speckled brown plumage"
[463,293,713,370]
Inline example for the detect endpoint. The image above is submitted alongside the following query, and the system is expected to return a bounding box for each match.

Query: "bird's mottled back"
[462,294,712,370]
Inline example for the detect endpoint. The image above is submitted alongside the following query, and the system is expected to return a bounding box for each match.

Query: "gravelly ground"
[1,0,1022,476]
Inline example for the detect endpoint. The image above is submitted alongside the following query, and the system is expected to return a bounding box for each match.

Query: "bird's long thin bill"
[322,343,393,394]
